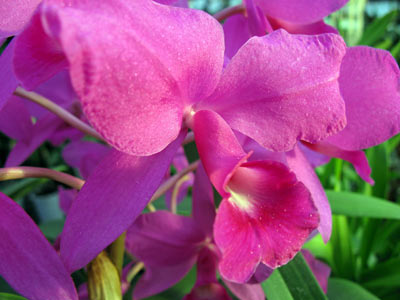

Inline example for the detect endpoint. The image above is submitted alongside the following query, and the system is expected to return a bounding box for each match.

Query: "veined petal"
[0,192,77,300]
[16,0,224,155]
[60,131,186,273]
[215,161,319,282]
[13,9,68,90]
[0,0,41,38]
[198,30,347,152]
[255,0,348,24]
[327,46,400,150]
[286,145,332,242]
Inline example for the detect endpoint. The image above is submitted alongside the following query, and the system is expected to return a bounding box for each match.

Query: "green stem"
[0,167,84,190]
[107,232,126,276]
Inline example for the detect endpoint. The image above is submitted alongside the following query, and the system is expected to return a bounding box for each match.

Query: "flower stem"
[213,4,245,22]
[126,262,145,284]
[150,160,199,203]
[0,167,84,190]
[170,174,190,214]
[107,232,126,276]
[14,87,105,142]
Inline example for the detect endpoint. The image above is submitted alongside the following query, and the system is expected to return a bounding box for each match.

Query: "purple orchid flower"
[125,163,264,299]
[224,1,400,188]
[0,192,78,300]
[7,0,348,273]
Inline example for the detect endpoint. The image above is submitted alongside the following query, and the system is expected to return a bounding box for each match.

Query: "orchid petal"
[0,96,33,141]
[13,8,68,90]
[60,131,186,273]
[215,161,319,282]
[255,0,348,24]
[268,17,338,35]
[223,280,264,300]
[198,30,347,152]
[192,163,215,236]
[247,263,273,284]
[0,192,78,300]
[193,110,247,196]
[302,249,331,293]
[286,145,332,242]
[0,0,41,38]
[0,41,18,111]
[327,46,400,150]
[18,0,224,155]
[304,141,374,184]
[126,211,204,299]
[5,113,63,167]
[62,140,110,179]
[223,14,252,60]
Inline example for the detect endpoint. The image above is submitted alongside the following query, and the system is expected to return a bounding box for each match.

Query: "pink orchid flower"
[193,110,319,282]
[7,0,348,273]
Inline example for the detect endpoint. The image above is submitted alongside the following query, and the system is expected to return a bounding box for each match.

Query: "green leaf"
[326,191,400,219]
[327,278,379,300]
[329,215,354,279]
[0,293,27,300]
[263,253,327,300]
[262,270,294,300]
[362,258,400,289]
[358,10,397,46]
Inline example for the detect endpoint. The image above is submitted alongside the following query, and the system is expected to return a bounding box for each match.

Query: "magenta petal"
[0,41,18,111]
[199,30,347,152]
[215,161,319,282]
[13,8,67,90]
[192,163,216,236]
[193,110,247,196]
[327,46,400,150]
[302,250,331,293]
[247,263,273,284]
[60,131,186,272]
[269,17,339,35]
[305,141,374,184]
[126,211,204,298]
[286,145,332,242]
[0,96,33,141]
[0,192,77,300]
[223,280,264,300]
[255,0,348,24]
[33,0,223,155]
[0,0,41,38]
[223,15,252,60]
